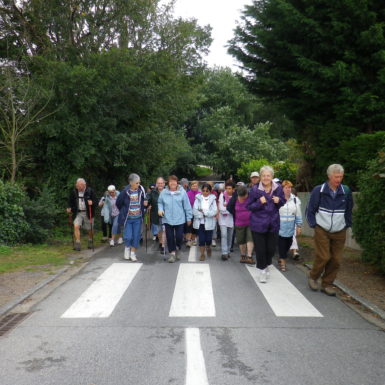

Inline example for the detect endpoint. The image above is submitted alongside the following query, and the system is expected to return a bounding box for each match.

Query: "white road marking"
[61,263,142,318]
[185,328,209,385]
[169,264,216,317]
[246,265,323,317]
[188,245,197,262]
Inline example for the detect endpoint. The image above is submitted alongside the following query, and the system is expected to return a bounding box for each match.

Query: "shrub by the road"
[353,149,385,273]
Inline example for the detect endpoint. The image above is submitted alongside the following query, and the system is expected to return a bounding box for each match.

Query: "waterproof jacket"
[247,182,286,233]
[103,191,120,224]
[158,186,192,226]
[306,182,353,233]
[279,194,303,237]
[192,193,218,230]
[147,188,162,225]
[116,185,146,227]
[68,187,98,220]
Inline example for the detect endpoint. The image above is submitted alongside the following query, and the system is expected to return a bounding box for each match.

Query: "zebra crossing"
[61,245,323,320]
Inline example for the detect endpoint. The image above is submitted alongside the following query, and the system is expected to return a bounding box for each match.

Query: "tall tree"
[229,0,385,185]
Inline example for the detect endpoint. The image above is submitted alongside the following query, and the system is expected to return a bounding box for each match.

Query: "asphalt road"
[0,241,384,385]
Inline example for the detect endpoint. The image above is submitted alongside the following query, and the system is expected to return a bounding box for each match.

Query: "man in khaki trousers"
[306,164,353,296]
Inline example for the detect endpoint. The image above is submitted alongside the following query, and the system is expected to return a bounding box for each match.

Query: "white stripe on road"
[188,245,197,262]
[61,263,142,318]
[246,265,323,317]
[185,328,209,385]
[169,264,216,317]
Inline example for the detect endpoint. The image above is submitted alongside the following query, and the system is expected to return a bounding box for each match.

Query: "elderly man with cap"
[67,178,98,251]
[99,185,123,247]
[249,171,260,191]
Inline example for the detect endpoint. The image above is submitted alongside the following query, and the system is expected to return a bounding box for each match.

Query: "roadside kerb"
[303,263,385,322]
[0,245,107,318]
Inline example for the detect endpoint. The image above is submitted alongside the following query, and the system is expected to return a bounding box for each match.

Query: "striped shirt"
[128,190,141,219]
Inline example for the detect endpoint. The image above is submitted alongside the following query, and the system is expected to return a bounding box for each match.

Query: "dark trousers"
[278,236,293,260]
[198,225,213,247]
[310,226,346,288]
[101,217,112,238]
[252,232,278,270]
[165,223,184,253]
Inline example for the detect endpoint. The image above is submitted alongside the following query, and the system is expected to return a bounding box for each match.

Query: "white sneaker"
[211,239,216,247]
[124,247,130,260]
[260,270,267,283]
[130,252,137,262]
[109,239,115,247]
[117,237,123,245]
[152,235,157,241]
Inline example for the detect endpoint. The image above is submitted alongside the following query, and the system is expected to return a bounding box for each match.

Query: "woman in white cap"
[101,185,123,247]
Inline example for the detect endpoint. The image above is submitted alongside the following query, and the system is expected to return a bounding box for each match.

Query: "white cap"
[107,185,116,192]
[250,171,259,177]
[273,178,281,183]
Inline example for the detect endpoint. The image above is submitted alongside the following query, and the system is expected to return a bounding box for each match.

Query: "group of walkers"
[67,163,353,295]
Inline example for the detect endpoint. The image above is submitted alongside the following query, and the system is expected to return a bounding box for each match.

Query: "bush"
[22,185,62,244]
[0,180,30,245]
[353,149,385,273]
[237,159,298,184]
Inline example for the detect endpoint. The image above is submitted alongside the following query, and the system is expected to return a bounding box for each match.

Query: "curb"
[303,263,385,322]
[0,266,69,318]
[0,244,108,318]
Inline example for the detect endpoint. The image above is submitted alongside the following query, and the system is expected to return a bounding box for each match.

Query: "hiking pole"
[145,210,148,254]
[88,203,94,252]
[68,212,75,250]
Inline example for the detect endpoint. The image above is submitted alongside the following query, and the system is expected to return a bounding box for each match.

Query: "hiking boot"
[246,256,255,265]
[199,246,206,261]
[124,247,130,260]
[109,239,115,247]
[175,249,181,260]
[88,239,93,249]
[221,254,228,261]
[308,274,319,291]
[186,240,192,247]
[293,253,300,261]
[240,255,247,263]
[321,286,337,296]
[192,240,197,246]
[168,254,176,263]
[211,239,216,247]
[206,246,212,257]
[159,246,165,254]
[74,242,81,251]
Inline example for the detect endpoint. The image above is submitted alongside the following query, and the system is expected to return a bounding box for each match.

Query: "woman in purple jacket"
[247,166,286,283]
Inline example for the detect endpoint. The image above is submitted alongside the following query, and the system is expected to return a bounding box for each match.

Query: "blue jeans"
[198,224,213,246]
[111,216,121,235]
[151,223,160,236]
[164,223,184,253]
[123,218,142,249]
[220,225,234,255]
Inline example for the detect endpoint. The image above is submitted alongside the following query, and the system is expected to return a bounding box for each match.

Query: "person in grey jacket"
[193,183,217,261]
[306,164,353,296]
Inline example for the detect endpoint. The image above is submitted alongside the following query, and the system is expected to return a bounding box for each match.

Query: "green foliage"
[22,185,62,244]
[237,159,298,183]
[194,166,213,178]
[0,180,30,245]
[353,149,385,273]
[339,131,385,189]
[229,0,385,186]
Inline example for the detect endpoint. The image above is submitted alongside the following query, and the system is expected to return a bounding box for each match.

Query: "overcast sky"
[172,0,253,71]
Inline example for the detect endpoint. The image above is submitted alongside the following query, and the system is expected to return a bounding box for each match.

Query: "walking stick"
[88,203,94,252]
[68,212,75,250]
[145,210,149,254]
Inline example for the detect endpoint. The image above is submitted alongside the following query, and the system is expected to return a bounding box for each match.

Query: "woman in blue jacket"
[158,175,192,263]
[278,180,302,272]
